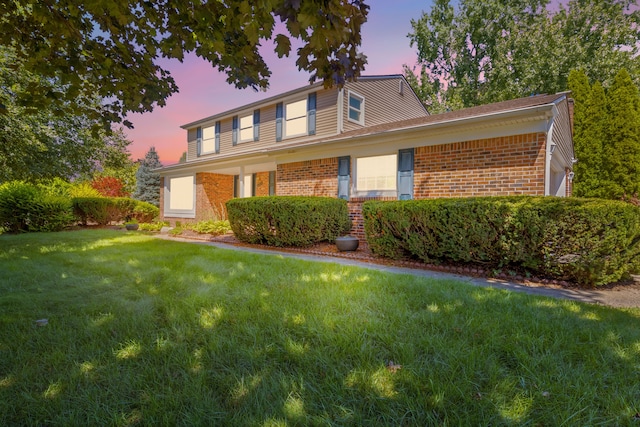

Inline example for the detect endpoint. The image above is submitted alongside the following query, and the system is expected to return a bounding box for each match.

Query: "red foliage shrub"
[90,176,129,197]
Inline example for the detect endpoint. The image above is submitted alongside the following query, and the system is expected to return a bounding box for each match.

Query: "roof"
[316,92,569,142]
[180,74,409,129]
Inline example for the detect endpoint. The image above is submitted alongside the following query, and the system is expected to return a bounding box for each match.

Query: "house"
[158,74,574,237]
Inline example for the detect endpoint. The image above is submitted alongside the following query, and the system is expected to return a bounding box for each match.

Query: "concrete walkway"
[157,235,640,309]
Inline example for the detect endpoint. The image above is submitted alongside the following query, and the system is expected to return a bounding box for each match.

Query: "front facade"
[159,75,574,237]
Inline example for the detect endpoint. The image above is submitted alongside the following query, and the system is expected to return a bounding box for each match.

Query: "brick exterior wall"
[161,173,234,225]
[254,172,271,196]
[277,158,339,197]
[196,173,234,221]
[414,133,546,198]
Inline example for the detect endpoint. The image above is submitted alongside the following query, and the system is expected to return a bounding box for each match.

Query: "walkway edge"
[154,235,640,309]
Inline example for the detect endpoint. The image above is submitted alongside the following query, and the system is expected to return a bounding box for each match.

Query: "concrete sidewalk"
[156,235,640,309]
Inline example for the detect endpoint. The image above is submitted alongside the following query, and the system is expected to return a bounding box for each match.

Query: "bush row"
[363,196,640,286]
[73,197,158,225]
[227,196,351,246]
[0,181,158,233]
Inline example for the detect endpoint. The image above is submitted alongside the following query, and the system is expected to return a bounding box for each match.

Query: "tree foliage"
[133,147,162,207]
[0,47,135,183]
[1,0,369,127]
[406,0,640,112]
[569,69,640,200]
[603,69,640,199]
[91,176,128,198]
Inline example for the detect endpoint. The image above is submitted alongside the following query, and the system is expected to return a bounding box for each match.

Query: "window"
[164,175,195,218]
[285,98,308,137]
[356,154,397,193]
[201,125,216,154]
[239,114,253,142]
[348,91,365,125]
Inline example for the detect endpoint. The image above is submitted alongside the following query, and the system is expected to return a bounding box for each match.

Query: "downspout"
[544,105,560,196]
[544,121,554,196]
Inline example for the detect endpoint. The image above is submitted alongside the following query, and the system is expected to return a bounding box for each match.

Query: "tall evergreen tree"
[569,70,607,197]
[133,147,162,207]
[603,69,640,199]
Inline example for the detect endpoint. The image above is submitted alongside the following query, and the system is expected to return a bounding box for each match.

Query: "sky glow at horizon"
[124,1,432,164]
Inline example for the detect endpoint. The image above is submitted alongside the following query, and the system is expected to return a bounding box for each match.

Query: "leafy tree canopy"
[405,0,640,112]
[0,47,134,183]
[1,0,369,127]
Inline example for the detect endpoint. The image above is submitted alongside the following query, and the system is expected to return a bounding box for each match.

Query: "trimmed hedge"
[227,196,351,247]
[73,198,158,225]
[0,181,74,233]
[363,196,640,286]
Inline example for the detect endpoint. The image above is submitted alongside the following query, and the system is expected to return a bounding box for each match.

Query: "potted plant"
[335,235,359,251]
[124,218,139,231]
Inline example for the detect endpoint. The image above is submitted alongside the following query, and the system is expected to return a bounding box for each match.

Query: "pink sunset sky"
[125,0,433,165]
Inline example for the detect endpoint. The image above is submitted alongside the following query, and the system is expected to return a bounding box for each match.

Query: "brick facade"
[161,133,549,238]
[276,158,339,197]
[196,173,234,221]
[254,172,271,197]
[414,133,546,198]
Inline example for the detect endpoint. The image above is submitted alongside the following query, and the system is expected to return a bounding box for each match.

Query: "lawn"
[1,230,639,426]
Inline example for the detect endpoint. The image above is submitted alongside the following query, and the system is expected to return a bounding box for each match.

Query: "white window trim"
[347,90,365,126]
[164,175,196,218]
[201,125,216,155]
[353,154,398,198]
[284,98,308,138]
[239,113,254,143]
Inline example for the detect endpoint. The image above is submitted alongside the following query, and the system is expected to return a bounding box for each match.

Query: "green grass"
[1,229,639,426]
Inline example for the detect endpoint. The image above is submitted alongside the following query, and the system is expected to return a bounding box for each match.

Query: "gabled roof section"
[180,74,409,129]
[315,92,569,142]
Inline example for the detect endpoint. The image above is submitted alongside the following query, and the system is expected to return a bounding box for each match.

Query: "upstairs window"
[201,125,216,154]
[348,91,365,125]
[285,99,307,137]
[239,114,254,142]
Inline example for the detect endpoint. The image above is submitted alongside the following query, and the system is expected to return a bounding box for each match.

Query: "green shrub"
[0,181,74,233]
[363,196,640,286]
[72,197,137,225]
[132,200,159,223]
[227,196,351,247]
[139,221,168,231]
[188,220,231,236]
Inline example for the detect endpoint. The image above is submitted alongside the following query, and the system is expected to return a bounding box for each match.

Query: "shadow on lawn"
[1,230,639,425]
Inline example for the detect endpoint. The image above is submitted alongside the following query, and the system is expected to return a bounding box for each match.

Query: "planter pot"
[336,236,359,252]
[125,223,139,231]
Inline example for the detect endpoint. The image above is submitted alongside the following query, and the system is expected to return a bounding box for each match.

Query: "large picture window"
[356,154,397,193]
[165,175,195,217]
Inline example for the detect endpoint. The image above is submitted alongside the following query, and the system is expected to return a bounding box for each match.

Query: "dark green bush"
[0,181,74,233]
[72,197,138,225]
[363,196,640,286]
[227,196,351,247]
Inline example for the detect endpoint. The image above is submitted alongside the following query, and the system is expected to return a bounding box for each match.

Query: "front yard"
[1,229,639,425]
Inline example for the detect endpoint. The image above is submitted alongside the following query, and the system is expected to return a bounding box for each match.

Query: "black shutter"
[275,103,283,141]
[253,110,260,141]
[232,116,238,146]
[233,175,239,198]
[337,156,350,200]
[196,126,202,157]
[307,93,316,135]
[397,148,414,200]
[214,121,220,153]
